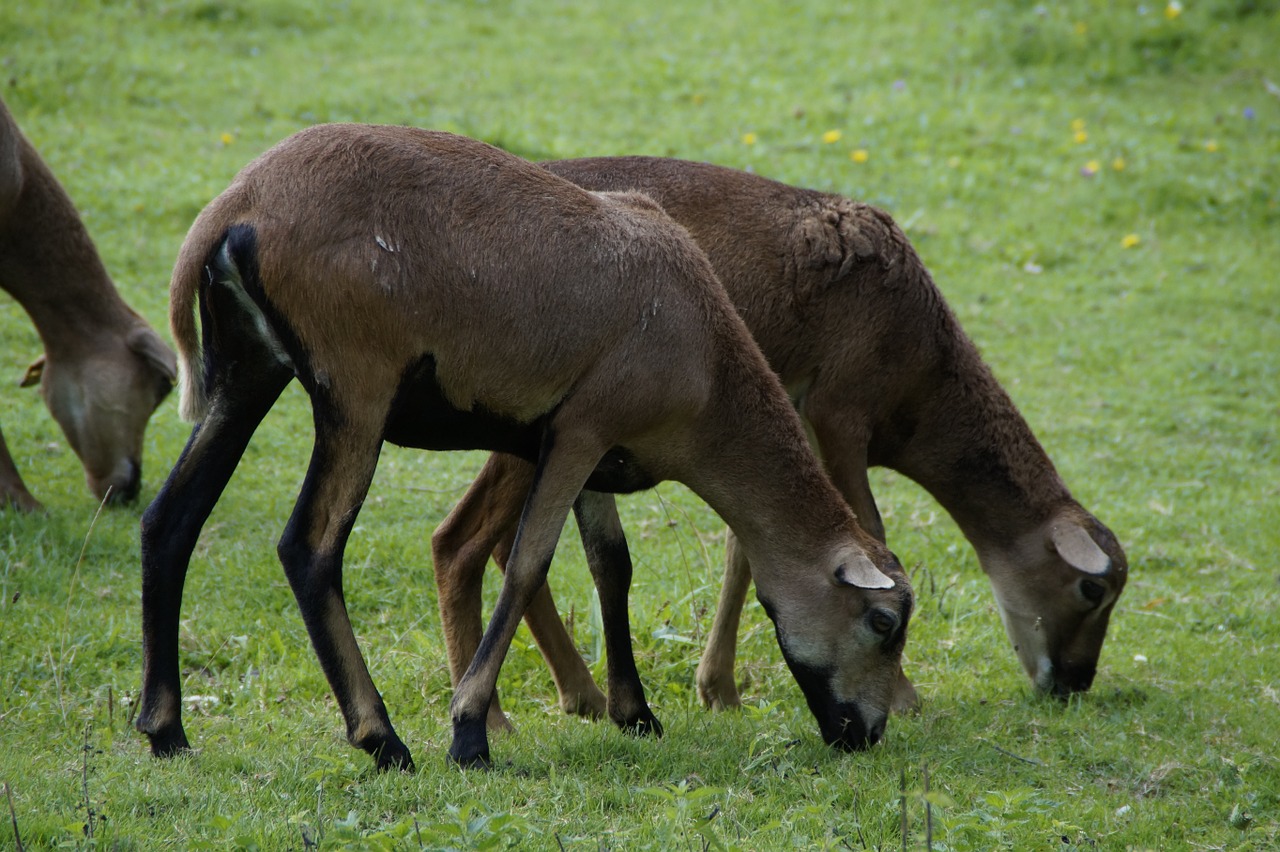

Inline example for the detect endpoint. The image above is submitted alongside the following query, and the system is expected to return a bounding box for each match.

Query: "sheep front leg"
[434,451,607,730]
[0,424,42,512]
[277,416,412,772]
[575,490,661,736]
[138,368,291,757]
[496,532,606,716]
[448,432,603,769]
[432,452,529,732]
[498,527,608,720]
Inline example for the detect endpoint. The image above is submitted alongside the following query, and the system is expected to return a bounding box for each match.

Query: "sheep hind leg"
[696,532,750,710]
[576,490,661,736]
[277,410,412,772]
[137,364,292,758]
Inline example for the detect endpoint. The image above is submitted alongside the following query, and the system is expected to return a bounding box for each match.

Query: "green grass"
[1,0,1278,848]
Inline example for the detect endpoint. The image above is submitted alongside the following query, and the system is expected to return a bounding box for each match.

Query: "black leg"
[576,491,661,736]
[276,410,413,771]
[137,367,291,756]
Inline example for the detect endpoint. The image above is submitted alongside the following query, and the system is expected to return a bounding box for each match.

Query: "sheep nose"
[825,705,885,752]
[1050,662,1097,698]
[91,459,141,504]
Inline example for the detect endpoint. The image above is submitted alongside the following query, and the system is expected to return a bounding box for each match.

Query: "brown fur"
[137,126,913,771]
[0,96,176,509]
[431,156,1128,728]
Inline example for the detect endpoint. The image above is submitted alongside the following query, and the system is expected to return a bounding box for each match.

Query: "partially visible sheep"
[0,96,175,510]
[135,125,913,771]
[431,156,1128,731]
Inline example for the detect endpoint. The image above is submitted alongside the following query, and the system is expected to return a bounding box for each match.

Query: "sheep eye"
[868,608,898,636]
[1080,579,1106,605]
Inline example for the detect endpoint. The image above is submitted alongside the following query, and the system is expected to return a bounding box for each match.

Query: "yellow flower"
[822,129,843,144]
[1204,139,1220,152]
[850,149,869,163]
[1112,157,1127,171]
[1074,129,1089,144]
[219,132,235,146]
[1121,234,1140,249]
[1085,159,1101,174]
[742,132,757,146]
[1165,1,1182,20]
[1071,118,1086,132]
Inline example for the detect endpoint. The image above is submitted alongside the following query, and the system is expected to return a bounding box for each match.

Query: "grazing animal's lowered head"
[20,325,176,503]
[0,95,176,508]
[755,537,913,749]
[982,505,1127,696]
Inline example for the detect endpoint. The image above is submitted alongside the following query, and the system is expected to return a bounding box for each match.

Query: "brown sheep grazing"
[135,125,914,771]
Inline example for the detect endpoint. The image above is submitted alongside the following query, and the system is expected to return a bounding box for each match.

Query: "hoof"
[449,715,492,769]
[696,677,742,711]
[373,741,416,773]
[1,488,43,513]
[616,709,664,738]
[447,747,493,770]
[559,687,607,720]
[142,724,191,759]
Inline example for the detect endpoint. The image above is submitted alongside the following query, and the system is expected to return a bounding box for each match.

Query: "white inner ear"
[1051,523,1111,576]
[835,551,896,590]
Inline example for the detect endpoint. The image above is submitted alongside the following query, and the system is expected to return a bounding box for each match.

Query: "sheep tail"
[169,193,242,423]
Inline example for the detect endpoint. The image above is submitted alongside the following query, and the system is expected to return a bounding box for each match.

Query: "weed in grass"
[4,782,24,852]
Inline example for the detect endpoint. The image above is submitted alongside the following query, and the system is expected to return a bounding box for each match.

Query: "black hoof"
[372,740,416,773]
[142,724,191,758]
[447,747,493,770]
[449,715,492,769]
[617,709,664,738]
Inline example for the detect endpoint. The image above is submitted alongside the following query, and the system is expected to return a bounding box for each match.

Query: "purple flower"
[1244,107,1256,120]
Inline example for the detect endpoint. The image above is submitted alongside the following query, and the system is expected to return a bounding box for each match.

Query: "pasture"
[1,0,1277,848]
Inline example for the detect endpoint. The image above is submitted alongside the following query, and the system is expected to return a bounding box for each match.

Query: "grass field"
[1,0,1278,848]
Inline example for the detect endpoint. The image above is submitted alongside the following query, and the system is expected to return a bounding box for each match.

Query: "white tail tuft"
[177,355,208,423]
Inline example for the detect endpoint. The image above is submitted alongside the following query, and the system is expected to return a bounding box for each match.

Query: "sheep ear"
[127,327,178,386]
[20,355,45,388]
[834,553,895,590]
[1049,523,1111,576]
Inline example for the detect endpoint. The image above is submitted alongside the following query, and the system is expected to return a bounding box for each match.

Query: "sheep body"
[137,126,912,770]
